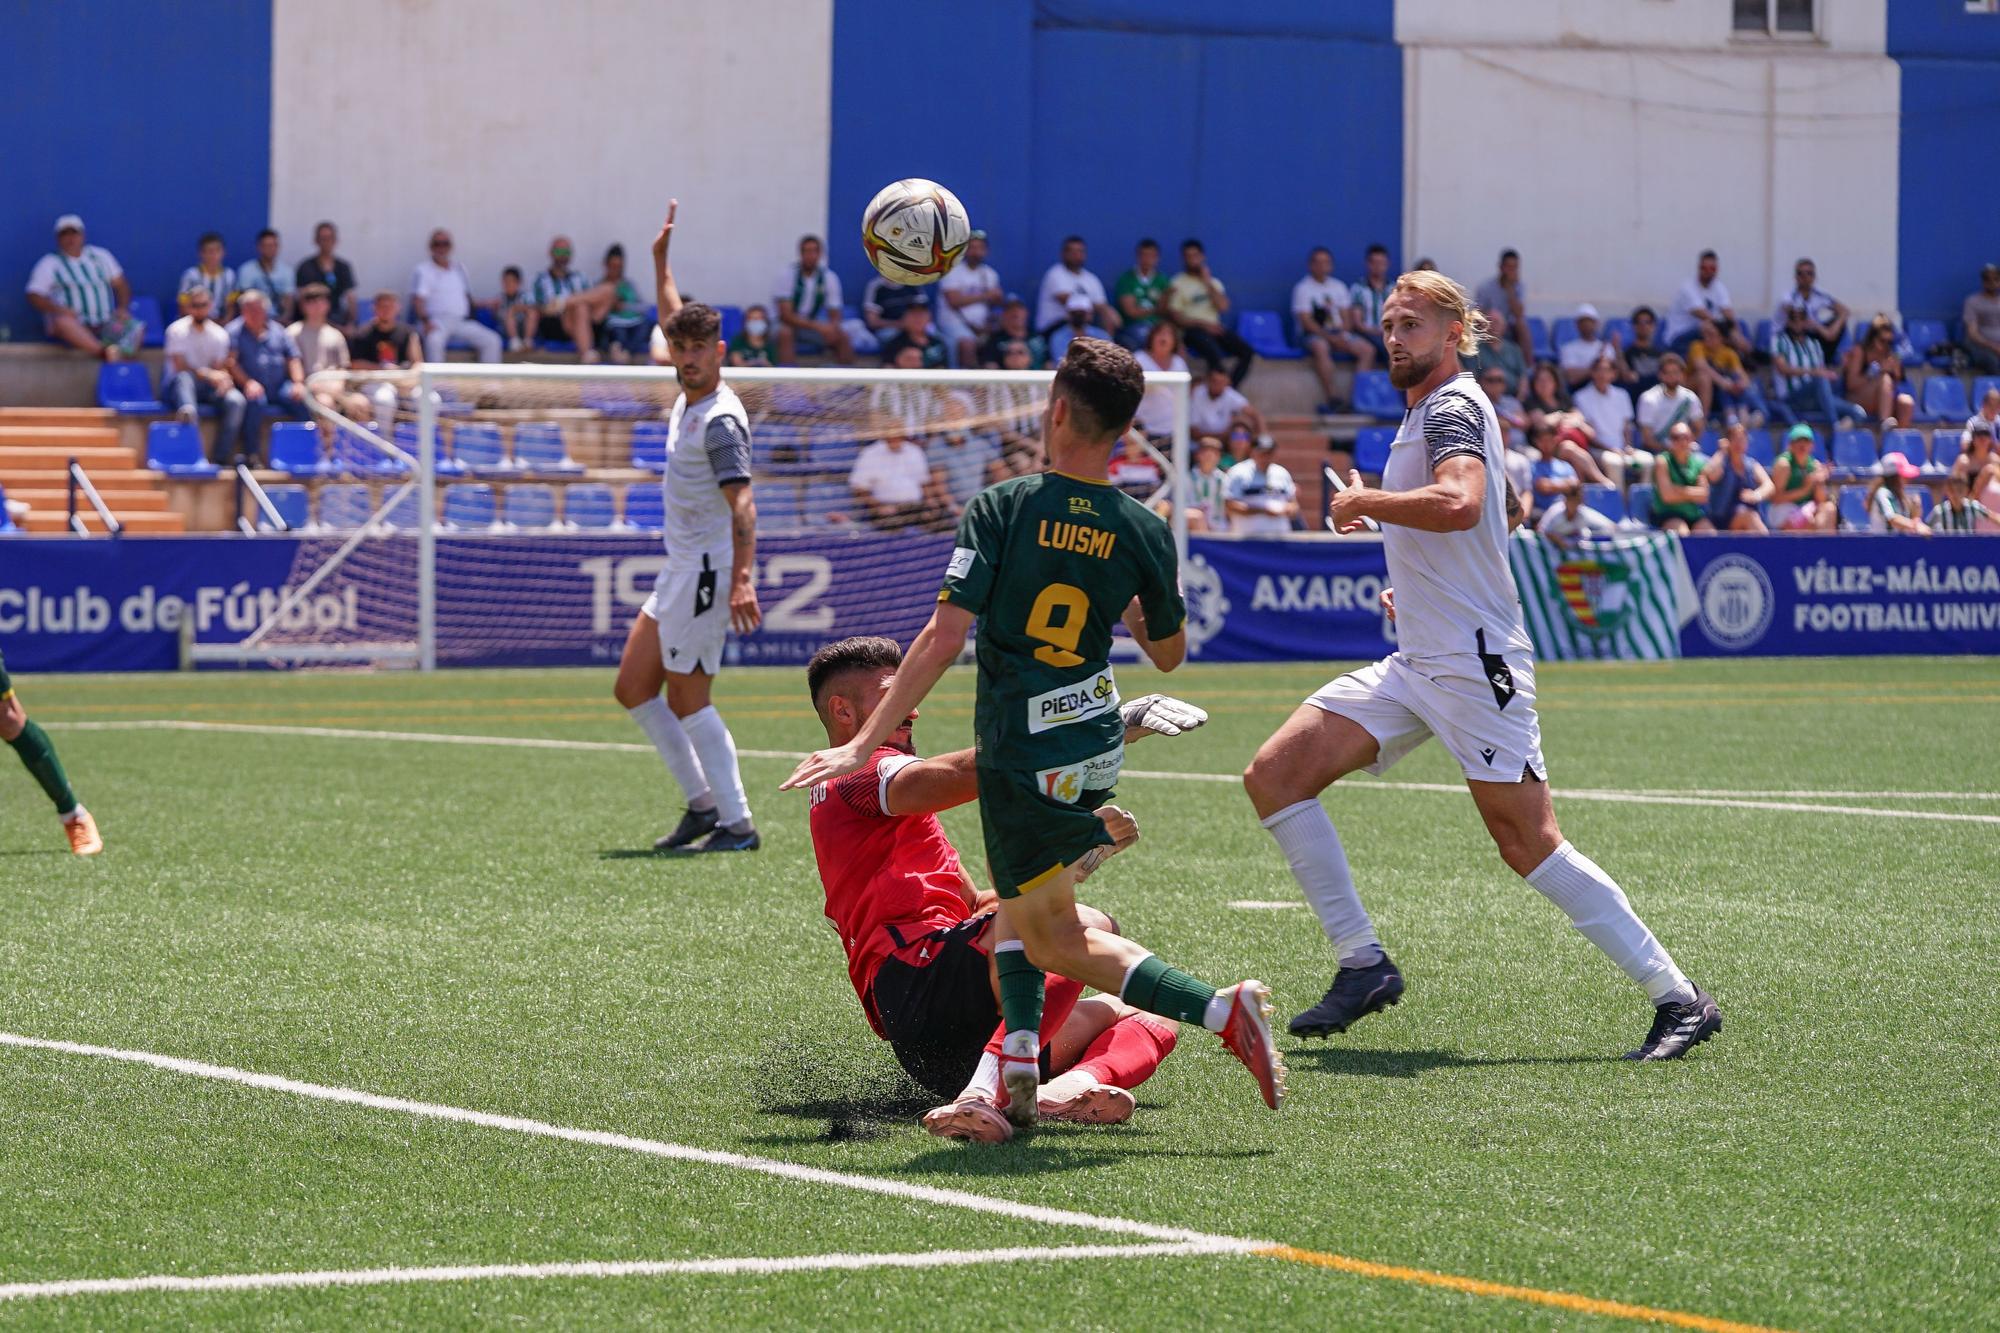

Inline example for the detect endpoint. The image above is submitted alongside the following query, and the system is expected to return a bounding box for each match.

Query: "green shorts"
[976,764,1116,898]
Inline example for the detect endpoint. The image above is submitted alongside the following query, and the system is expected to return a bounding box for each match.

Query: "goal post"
[185,362,1190,672]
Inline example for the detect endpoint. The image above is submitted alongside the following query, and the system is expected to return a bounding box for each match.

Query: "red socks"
[1075,1014,1178,1090]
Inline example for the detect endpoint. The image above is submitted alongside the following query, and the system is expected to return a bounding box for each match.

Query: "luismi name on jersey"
[1036,519,1118,560]
[1027,670,1120,734]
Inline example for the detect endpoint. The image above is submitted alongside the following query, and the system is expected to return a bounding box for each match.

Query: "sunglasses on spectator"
[431,238,452,248]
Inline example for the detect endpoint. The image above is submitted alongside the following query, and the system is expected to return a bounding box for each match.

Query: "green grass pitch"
[1,656,1995,1329]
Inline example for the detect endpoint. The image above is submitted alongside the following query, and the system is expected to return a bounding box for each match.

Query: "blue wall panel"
[1888,2,2000,59]
[1,0,272,339]
[1889,7,2000,321]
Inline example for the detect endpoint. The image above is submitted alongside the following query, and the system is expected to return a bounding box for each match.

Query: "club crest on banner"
[1181,553,1230,657]
[1554,553,1636,636]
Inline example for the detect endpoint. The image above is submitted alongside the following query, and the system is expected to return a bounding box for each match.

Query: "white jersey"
[1381,371,1532,661]
[663,381,752,571]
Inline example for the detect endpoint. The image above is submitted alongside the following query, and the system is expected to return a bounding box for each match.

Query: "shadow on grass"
[0,848,70,858]
[1286,1046,1610,1078]
[598,847,674,860]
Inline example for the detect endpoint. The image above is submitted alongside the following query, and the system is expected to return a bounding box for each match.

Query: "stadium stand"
[258,483,310,531]
[564,483,617,529]
[501,483,558,529]
[97,362,163,414]
[269,422,332,477]
[442,483,496,529]
[621,483,664,532]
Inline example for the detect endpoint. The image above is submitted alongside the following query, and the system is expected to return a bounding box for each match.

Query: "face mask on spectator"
[746,318,768,337]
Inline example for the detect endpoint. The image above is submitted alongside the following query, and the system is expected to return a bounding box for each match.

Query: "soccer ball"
[860,179,971,286]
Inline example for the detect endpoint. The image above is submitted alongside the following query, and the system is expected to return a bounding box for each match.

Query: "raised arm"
[782,603,975,790]
[652,199,682,323]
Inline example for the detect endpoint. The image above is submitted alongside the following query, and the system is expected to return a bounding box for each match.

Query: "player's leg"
[0,668,99,855]
[612,607,717,847]
[1040,994,1178,1124]
[665,667,756,850]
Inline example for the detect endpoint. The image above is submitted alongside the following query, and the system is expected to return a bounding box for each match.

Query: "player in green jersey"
[784,339,1283,1127]
[0,649,101,855]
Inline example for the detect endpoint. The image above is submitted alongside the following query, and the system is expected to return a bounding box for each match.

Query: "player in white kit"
[611,201,764,853]
[1242,270,1721,1060]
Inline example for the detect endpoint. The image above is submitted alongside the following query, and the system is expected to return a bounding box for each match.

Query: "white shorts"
[1307,651,1548,783]
[640,562,728,676]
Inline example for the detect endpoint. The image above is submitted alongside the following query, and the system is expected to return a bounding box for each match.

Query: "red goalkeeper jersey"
[808,746,979,1034]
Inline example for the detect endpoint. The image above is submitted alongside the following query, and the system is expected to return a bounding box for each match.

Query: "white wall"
[270,0,832,316]
[1398,0,1900,324]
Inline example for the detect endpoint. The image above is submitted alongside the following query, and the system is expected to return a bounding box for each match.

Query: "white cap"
[54,213,84,234]
[1065,291,1093,313]
[1575,302,1599,320]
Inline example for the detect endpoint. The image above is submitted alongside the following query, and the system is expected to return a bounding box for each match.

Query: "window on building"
[1733,0,1816,37]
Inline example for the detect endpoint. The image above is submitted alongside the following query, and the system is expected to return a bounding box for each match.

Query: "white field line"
[0,1031,1254,1252]
[56,720,2000,825]
[0,1241,1236,1304]
[1228,901,1307,910]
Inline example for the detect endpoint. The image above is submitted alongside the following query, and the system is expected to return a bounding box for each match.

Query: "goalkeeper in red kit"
[803,634,1205,1145]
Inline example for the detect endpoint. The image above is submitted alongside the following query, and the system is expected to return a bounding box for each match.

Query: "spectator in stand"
[1474,248,1531,358]
[927,395,1001,514]
[295,221,357,329]
[1968,385,2000,440]
[1650,422,1713,533]
[1774,257,1848,360]
[1523,361,1587,442]
[1295,246,1374,411]
[1527,419,1579,523]
[1224,437,1297,535]
[1570,355,1633,479]
[1959,263,2000,374]
[1467,307,1527,396]
[1133,322,1190,440]
[849,431,949,532]
[774,235,854,366]
[1636,353,1705,454]
[162,286,246,453]
[26,215,141,361]
[1047,292,1109,363]
[1867,453,1931,535]
[1187,435,1229,533]
[491,266,533,353]
[1665,249,1749,355]
[237,228,296,324]
[596,244,652,363]
[411,229,502,363]
[1223,422,1256,468]
[1932,469,2000,533]
[349,290,423,429]
[862,269,927,344]
[1688,319,1759,424]
[1107,430,1164,502]
[289,283,369,423]
[1701,422,1773,532]
[1166,239,1252,385]
[1841,317,1916,427]
[1558,303,1625,390]
[977,298,1046,369]
[1536,486,1618,549]
[179,231,238,320]
[1112,238,1168,351]
[226,291,308,465]
[1034,235,1117,337]
[880,295,946,369]
[1189,363,1263,438]
[1768,424,1836,532]
[1623,306,1666,396]
[1769,304,1864,425]
[1477,366,1528,449]
[935,229,1001,366]
[529,235,601,361]
[1347,243,1393,362]
[1953,418,2000,533]
[728,305,776,367]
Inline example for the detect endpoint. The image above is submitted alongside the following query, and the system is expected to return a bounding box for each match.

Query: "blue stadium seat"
[622,483,664,531]
[1753,318,1774,352]
[501,483,558,528]
[452,422,511,474]
[1830,429,1880,478]
[1905,318,1949,367]
[1238,309,1301,360]
[564,484,617,530]
[1583,483,1624,522]
[755,481,804,533]
[97,362,162,413]
[269,421,332,477]
[1882,427,1926,470]
[258,483,310,531]
[394,421,465,476]
[0,483,16,533]
[1626,482,1656,527]
[1351,371,1403,421]
[753,424,813,477]
[716,304,744,343]
[1972,376,2000,410]
[145,421,218,477]
[1921,377,1969,423]
[1603,317,1633,347]
[582,388,650,418]
[442,483,496,529]
[317,483,374,529]
[129,295,165,348]
[513,422,582,473]
[1838,486,1870,531]
[1743,428,1774,468]
[1928,428,1962,475]
[1525,317,1553,361]
[1698,430,1720,457]
[803,480,853,524]
[628,420,670,471]
[807,432,862,476]
[1552,317,1580,352]
[380,484,421,530]
[1353,426,1396,475]
[1911,485,1934,520]
[332,424,410,476]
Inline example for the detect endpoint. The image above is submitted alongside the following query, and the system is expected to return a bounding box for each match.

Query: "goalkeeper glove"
[1119,693,1208,739]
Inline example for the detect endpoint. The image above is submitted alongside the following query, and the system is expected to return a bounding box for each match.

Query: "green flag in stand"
[1509,529,1698,660]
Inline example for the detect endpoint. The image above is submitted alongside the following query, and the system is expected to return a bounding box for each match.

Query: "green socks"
[995,943,1045,1037]
[1122,954,1220,1027]
[8,721,77,816]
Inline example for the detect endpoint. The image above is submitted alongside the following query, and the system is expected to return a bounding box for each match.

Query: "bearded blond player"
[1243,271,1721,1061]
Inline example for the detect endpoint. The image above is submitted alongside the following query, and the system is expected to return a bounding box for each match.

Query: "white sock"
[958,1052,1002,1103]
[61,806,87,826]
[626,698,711,807]
[1201,991,1233,1034]
[680,705,750,830]
[1263,800,1383,967]
[1524,841,1695,1004]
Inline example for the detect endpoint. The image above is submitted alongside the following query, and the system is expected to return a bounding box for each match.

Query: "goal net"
[185,363,1191,671]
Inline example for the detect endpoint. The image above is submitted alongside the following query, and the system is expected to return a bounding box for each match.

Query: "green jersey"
[940,470,1185,774]
[1114,268,1168,325]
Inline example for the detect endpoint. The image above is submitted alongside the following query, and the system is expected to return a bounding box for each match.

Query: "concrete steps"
[9,487,173,512]
[17,510,186,534]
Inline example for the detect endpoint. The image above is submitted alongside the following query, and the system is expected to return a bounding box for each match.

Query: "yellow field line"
[1254,1245,1787,1332]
